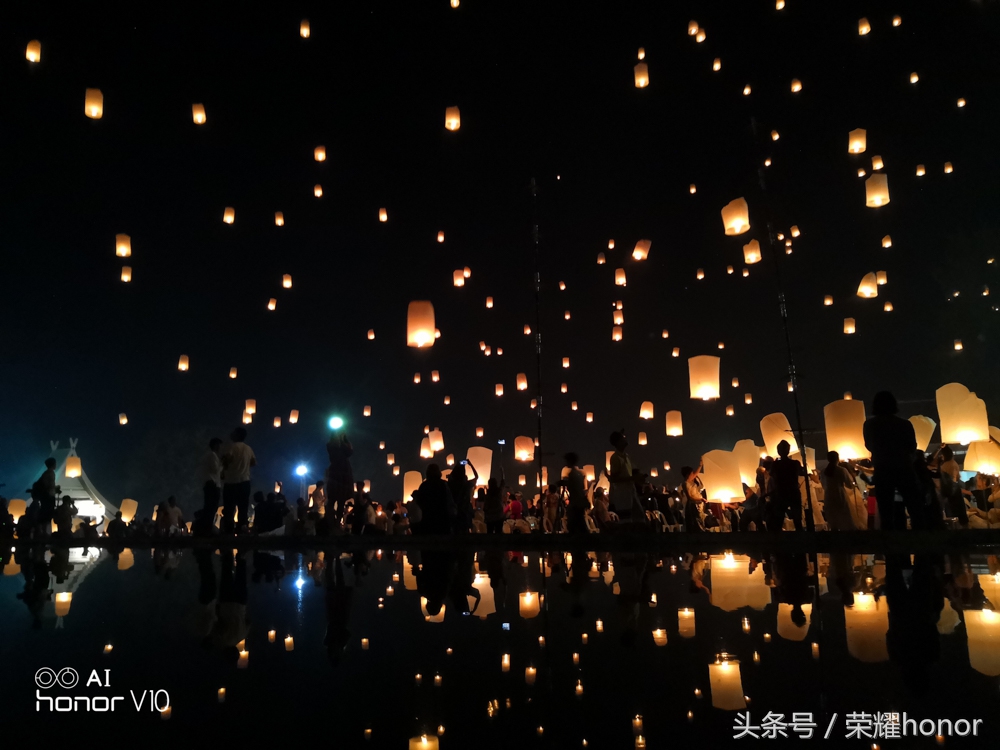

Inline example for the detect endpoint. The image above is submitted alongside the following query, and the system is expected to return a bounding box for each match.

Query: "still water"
[1,544,998,747]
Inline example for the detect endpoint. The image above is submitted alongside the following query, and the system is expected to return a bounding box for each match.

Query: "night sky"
[3,2,999,513]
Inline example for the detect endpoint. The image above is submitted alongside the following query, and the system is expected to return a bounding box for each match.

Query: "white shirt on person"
[223,442,256,484]
[200,450,223,488]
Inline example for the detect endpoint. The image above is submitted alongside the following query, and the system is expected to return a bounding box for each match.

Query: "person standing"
[412,464,455,535]
[447,459,478,533]
[199,438,224,517]
[483,477,505,534]
[221,427,256,534]
[325,433,354,529]
[562,453,589,534]
[862,391,924,530]
[607,431,643,520]
[769,441,803,531]
[31,458,60,535]
[821,451,861,531]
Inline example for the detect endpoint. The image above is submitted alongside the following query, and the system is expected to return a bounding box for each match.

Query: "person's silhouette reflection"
[612,551,649,646]
[884,553,943,696]
[448,551,475,615]
[324,556,354,665]
[252,551,286,584]
[202,549,248,659]
[16,546,50,629]
[772,552,811,629]
[417,550,458,619]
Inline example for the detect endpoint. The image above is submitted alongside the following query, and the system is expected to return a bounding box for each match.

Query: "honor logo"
[34,667,169,714]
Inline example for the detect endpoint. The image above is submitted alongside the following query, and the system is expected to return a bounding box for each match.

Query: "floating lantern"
[54,591,72,616]
[915,164,925,177]
[957,98,966,108]
[721,198,750,235]
[406,301,435,348]
[289,409,299,424]
[712,58,721,71]
[586,412,593,422]
[314,185,323,198]
[451,270,464,287]
[363,405,371,417]
[419,438,432,458]
[876,271,887,286]
[770,130,780,141]
[26,40,41,62]
[191,104,207,124]
[222,207,235,224]
[672,347,680,357]
[822,295,833,307]
[615,268,627,286]
[848,128,867,154]
[743,239,761,264]
[429,429,445,452]
[378,208,387,222]
[463,266,471,279]
[744,393,752,405]
[824,399,871,460]
[632,240,651,261]
[300,20,310,38]
[857,272,878,298]
[743,85,751,96]
[965,441,1000,475]
[267,298,276,311]
[637,47,645,60]
[486,297,493,308]
[701,450,743,502]
[519,591,540,618]
[120,266,132,283]
[217,688,226,703]
[742,268,749,277]
[387,453,395,466]
[845,594,889,662]
[688,355,720,400]
[760,413,798,455]
[865,174,890,207]
[910,72,919,84]
[612,326,623,341]
[709,657,746,710]
[666,410,683,436]
[393,466,400,476]
[597,252,606,264]
[639,401,654,419]
[613,310,624,325]
[633,63,649,88]
[313,146,326,162]
[177,355,189,371]
[688,20,698,35]
[858,18,871,35]
[696,268,705,280]
[282,274,292,289]
[944,162,954,174]
[242,411,252,424]
[936,383,989,444]
[883,301,893,312]
[115,234,132,258]
[732,439,762,486]
[475,427,484,438]
[495,384,503,396]
[274,212,284,226]
[638,432,647,445]
[516,373,528,391]
[244,399,256,415]
[791,79,802,93]
[872,155,884,171]
[562,357,570,368]
[844,318,856,334]
[909,416,937,452]
[571,402,578,410]
[84,88,103,119]
[441,105,462,131]
[726,405,735,416]
[696,29,706,42]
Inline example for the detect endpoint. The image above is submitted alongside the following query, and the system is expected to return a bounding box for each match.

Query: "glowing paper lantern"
[120,266,132,283]
[597,252,605,264]
[733,439,762,486]
[281,274,292,290]
[700,450,743,502]
[844,595,889,662]
[313,146,326,162]
[615,268,627,286]
[915,164,925,177]
[274,212,284,226]
[640,401,654,419]
[115,234,132,258]
[267,298,276,311]
[223,207,235,224]
[519,591,540,618]
[363,405,371,417]
[966,609,1000,676]
[721,198,750,235]
[300,20,310,37]
[936,383,989,445]
[562,357,570,368]
[666,410,683,437]
[244,399,256,415]
[632,240,651,261]
[865,174,890,207]
[26,40,41,62]
[760,413,798,456]
[289,410,299,424]
[964,441,1000,475]
[378,208,387,222]
[743,240,761,264]
[65,456,82,479]
[633,63,649,88]
[858,18,871,35]
[710,554,770,611]
[495,384,503,397]
[777,603,812,641]
[909,416,937,452]
[844,318,856,334]
[407,301,435,348]
[314,185,323,198]
[612,326,623,341]
[910,72,919,84]
[54,592,72,617]
[709,657,746,711]
[445,106,461,131]
[467,447,492,486]
[857,273,878,298]
[452,270,465,287]
[517,373,528,391]
[420,438,433,459]
[824,400,870,460]
[848,129,866,154]
[791,79,802,93]
[84,89,103,119]
[637,432,647,446]
[678,608,696,637]
[429,429,445,453]
[7,499,27,523]
[177,355,189,371]
[402,471,423,504]
[688,355,721,400]
[944,162,954,174]
[486,297,493,308]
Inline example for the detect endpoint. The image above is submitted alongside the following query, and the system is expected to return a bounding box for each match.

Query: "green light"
[329,416,344,430]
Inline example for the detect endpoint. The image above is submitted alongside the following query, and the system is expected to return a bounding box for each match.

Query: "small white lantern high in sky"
[85,89,103,119]
[192,104,206,124]
[743,239,761,264]
[633,63,649,88]
[445,106,461,131]
[865,174,890,207]
[721,198,750,235]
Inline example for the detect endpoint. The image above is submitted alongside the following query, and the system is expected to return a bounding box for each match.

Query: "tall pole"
[750,116,815,533]
[530,178,544,497]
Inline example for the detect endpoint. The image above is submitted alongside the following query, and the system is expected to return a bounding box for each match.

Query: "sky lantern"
[892,15,902,26]
[120,266,132,282]
[710,553,771,611]
[908,415,937,452]
[790,77,802,92]
[883,302,893,312]
[452,270,465,287]
[387,453,395,465]
[944,162,954,174]
[688,20,698,35]
[713,58,721,71]
[467,447,492,485]
[267,298,277,311]
[586,412,594,422]
[476,427,484,438]
[406,301,435,348]
[289,409,299,424]
[613,310,623,325]
[562,357,570,368]
[517,373,528,391]
[709,656,746,711]
[414,373,421,384]
[597,252,605,264]
[743,84,751,96]
[733,439,762,485]
[299,19,311,37]
[495,384,504,396]
[84,89,103,119]
[633,63,649,88]
[273,417,281,428]
[420,438,433,459]
[743,239,761,264]
[274,212,284,226]
[824,399,870,459]
[910,72,919,84]
[363,405,372,417]
[429,429,445,452]
[721,198,750,235]
[876,271,887,286]
[118,413,128,425]
[958,97,967,108]
[223,207,235,224]
[936,383,989,444]
[882,235,892,248]
[379,208,388,222]
[615,268,627,286]
[637,47,645,60]
[485,297,493,308]
[915,164,925,177]
[844,318,856,334]
[445,106,461,131]
[26,40,41,62]
[437,231,445,243]
[514,437,534,461]
[858,18,871,35]
[872,155,884,170]
[777,603,812,641]
[632,240,651,260]
[857,273,878,298]
[612,326,623,341]
[688,356,720,400]
[637,432,647,445]
[463,266,471,278]
[965,441,1000,475]
[845,595,889,662]
[177,355,189,371]
[760,413,797,456]
[690,183,697,193]
[65,457,82,479]
[245,399,256,415]
[848,128,866,153]
[666,410,683,437]
[190,104,206,124]
[966,609,1000,676]
[314,185,323,197]
[696,28,706,42]
[700,450,742,502]
[282,274,292,289]
[640,401,654,419]
[519,591,540,618]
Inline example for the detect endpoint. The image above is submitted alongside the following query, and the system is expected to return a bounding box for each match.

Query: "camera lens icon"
[35,667,79,689]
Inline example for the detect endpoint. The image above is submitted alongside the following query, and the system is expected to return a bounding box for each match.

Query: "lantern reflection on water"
[845,594,889,662]
[708,656,746,710]
[709,554,770,611]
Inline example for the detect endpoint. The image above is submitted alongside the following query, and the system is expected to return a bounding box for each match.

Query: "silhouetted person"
[30,457,59,535]
[325,433,354,528]
[412,464,455,534]
[606,431,642,520]
[54,496,76,538]
[199,437,224,516]
[768,440,803,531]
[106,511,127,540]
[884,553,943,695]
[447,459,478,533]
[863,391,923,530]
[324,557,354,665]
[221,427,256,534]
[482,478,505,533]
[562,453,589,534]
[822,451,861,530]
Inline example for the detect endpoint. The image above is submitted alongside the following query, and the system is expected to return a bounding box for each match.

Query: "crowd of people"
[2,391,998,542]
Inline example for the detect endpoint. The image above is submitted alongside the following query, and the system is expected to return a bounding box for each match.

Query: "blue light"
[329,416,344,430]
[295,577,306,589]
[295,464,308,477]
